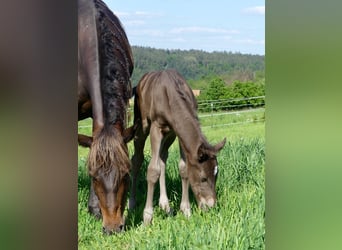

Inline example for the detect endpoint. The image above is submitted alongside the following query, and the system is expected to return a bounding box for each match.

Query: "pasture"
[78,108,265,249]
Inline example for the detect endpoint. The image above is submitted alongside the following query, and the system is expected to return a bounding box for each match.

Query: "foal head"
[188,138,226,209]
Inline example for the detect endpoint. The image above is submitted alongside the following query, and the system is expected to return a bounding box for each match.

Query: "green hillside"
[130,46,265,89]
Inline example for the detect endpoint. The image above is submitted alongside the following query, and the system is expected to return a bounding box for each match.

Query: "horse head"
[87,127,131,234]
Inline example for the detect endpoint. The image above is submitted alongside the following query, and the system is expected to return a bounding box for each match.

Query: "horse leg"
[158,132,176,214]
[179,144,191,217]
[143,123,163,224]
[88,178,101,219]
[129,123,148,210]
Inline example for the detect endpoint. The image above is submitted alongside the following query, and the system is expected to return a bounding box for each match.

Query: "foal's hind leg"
[179,145,191,217]
[158,132,176,214]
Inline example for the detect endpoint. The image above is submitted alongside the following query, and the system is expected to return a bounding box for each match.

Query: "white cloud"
[130,29,164,37]
[234,39,265,45]
[170,26,239,34]
[125,20,146,26]
[243,6,265,15]
[115,10,163,19]
[114,11,130,18]
[171,37,186,43]
[115,10,163,28]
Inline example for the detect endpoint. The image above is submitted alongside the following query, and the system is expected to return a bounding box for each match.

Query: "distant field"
[78,109,265,249]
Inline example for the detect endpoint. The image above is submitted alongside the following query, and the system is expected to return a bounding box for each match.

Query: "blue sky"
[105,0,264,55]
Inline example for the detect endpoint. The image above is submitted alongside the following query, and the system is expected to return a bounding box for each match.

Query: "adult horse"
[129,69,226,224]
[78,0,133,234]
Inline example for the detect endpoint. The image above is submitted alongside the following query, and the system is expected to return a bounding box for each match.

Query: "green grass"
[78,110,265,249]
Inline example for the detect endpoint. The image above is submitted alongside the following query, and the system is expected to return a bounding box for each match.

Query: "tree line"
[197,77,265,112]
[131,46,264,85]
[130,46,265,111]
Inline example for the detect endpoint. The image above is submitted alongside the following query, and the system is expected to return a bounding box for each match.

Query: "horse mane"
[95,0,133,127]
[86,0,133,182]
[88,127,130,182]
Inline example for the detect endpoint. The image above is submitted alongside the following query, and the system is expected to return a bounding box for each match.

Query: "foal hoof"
[180,203,191,217]
[143,209,153,225]
[159,200,171,214]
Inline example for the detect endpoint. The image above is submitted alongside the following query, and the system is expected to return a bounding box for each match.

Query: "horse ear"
[197,143,210,163]
[214,138,226,153]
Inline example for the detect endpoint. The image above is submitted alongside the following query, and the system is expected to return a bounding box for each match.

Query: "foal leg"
[129,124,148,210]
[158,132,176,213]
[143,123,163,224]
[179,145,191,217]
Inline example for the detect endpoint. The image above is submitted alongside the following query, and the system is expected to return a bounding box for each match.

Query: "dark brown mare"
[129,69,226,224]
[78,0,134,234]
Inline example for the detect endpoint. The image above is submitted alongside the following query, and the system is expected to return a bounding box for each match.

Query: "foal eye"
[201,177,207,183]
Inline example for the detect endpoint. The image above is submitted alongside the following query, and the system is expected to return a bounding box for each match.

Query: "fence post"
[211,103,214,127]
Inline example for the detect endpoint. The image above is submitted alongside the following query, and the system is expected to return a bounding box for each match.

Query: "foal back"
[135,69,197,132]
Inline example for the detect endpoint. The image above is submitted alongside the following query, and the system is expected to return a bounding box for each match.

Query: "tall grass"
[78,113,265,249]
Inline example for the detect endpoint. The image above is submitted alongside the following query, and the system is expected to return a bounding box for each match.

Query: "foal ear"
[197,143,210,163]
[214,138,226,153]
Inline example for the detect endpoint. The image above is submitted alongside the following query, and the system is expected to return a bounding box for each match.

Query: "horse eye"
[201,177,207,183]
[92,176,100,183]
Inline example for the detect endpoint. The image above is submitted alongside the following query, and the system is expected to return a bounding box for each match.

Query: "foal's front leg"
[143,124,163,224]
[158,133,176,214]
[179,146,191,217]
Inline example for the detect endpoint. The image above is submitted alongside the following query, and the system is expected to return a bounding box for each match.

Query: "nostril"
[119,224,124,232]
[102,227,113,235]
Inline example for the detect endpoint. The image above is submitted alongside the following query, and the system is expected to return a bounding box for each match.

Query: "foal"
[129,69,226,224]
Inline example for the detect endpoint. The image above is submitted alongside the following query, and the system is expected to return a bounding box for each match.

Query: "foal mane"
[165,69,199,119]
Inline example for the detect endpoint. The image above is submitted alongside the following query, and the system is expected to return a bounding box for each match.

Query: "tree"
[202,77,228,100]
